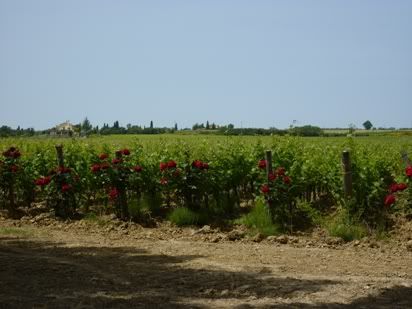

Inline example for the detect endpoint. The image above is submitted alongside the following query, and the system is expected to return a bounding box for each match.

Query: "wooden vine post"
[55,145,64,168]
[342,150,353,199]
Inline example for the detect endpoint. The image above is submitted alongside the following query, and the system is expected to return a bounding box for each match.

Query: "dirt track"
[0,218,412,308]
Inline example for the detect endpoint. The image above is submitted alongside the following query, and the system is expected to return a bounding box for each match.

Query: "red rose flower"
[276,167,286,176]
[192,160,203,169]
[3,147,21,159]
[283,176,291,185]
[260,184,270,194]
[406,166,412,177]
[112,158,123,165]
[160,162,168,171]
[10,165,18,173]
[258,160,267,169]
[99,153,109,160]
[109,188,119,200]
[61,184,72,193]
[115,150,123,157]
[384,194,396,206]
[202,162,209,170]
[133,165,142,172]
[122,149,131,156]
[397,183,408,191]
[160,177,168,185]
[389,183,399,193]
[268,172,276,182]
[35,176,51,186]
[91,164,101,173]
[167,160,177,169]
[2,147,15,157]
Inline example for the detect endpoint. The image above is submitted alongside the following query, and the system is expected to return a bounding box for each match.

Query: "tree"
[290,125,323,137]
[150,121,153,129]
[363,120,373,130]
[0,125,12,137]
[81,117,93,135]
[206,121,210,130]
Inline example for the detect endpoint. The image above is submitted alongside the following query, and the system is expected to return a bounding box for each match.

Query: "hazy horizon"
[1,1,411,130]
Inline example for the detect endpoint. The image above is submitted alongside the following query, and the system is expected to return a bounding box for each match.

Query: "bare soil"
[0,214,411,308]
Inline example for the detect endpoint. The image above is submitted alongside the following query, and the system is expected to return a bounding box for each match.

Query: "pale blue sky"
[1,0,411,130]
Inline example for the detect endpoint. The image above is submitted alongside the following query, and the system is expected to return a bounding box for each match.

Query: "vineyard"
[1,134,412,237]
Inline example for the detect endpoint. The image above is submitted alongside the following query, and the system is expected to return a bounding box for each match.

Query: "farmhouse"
[50,121,74,136]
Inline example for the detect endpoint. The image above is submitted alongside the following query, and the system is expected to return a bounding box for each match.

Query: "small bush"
[236,199,280,236]
[168,207,203,226]
[325,208,367,241]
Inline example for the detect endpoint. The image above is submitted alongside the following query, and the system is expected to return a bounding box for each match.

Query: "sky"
[0,0,411,130]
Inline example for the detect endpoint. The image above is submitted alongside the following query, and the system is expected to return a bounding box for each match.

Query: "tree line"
[1,118,410,138]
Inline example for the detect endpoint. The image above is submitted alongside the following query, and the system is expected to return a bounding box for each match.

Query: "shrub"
[35,165,79,218]
[168,207,206,226]
[90,148,142,219]
[256,160,296,231]
[289,125,323,137]
[236,199,279,236]
[324,208,367,241]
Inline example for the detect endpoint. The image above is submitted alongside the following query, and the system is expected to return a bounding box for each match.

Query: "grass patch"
[324,208,367,241]
[168,207,208,226]
[235,199,280,236]
[83,213,108,226]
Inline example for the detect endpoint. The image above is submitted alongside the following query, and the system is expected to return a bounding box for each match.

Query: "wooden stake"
[55,145,64,167]
[342,150,353,199]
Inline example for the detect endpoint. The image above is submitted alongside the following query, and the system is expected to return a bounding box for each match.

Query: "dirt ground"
[0,213,412,308]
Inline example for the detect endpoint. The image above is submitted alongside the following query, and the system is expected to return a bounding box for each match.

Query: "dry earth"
[0,213,412,308]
